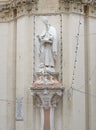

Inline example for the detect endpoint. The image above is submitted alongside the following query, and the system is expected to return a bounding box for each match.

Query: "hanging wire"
[72,65,96,97]
[72,88,96,98]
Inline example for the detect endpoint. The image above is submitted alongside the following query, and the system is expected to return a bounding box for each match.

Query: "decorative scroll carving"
[31,72,64,108]
[31,87,63,108]
[60,0,96,4]
[16,97,24,121]
[33,72,61,87]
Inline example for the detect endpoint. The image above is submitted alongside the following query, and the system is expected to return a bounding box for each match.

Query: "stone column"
[88,16,96,130]
[40,107,55,130]
[84,12,90,130]
[16,15,34,130]
[69,13,86,130]
[50,107,54,130]
[7,20,17,130]
[40,108,44,130]
[62,11,86,130]
[62,13,71,130]
[0,23,9,130]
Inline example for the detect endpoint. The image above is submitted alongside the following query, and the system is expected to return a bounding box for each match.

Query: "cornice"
[0,0,38,22]
[59,0,96,5]
[0,0,38,11]
[0,0,96,22]
[59,1,84,14]
[59,0,96,16]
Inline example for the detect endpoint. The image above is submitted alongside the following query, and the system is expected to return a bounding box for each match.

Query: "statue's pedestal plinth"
[32,72,62,87]
[30,72,64,130]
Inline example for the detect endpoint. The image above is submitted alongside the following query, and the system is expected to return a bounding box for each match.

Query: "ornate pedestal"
[30,72,64,130]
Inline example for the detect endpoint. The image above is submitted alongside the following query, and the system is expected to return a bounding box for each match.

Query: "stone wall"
[0,0,96,130]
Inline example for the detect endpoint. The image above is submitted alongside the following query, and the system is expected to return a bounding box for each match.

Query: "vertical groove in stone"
[84,7,90,130]
[60,14,63,83]
[7,19,17,130]
[14,18,17,130]
[33,15,35,81]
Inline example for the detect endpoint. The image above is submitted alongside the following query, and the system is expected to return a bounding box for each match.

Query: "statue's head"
[42,17,48,25]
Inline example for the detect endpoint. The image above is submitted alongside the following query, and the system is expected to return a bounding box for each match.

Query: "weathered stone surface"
[32,72,62,87]
[0,0,96,130]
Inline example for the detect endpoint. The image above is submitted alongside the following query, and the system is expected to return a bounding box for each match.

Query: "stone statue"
[37,17,58,72]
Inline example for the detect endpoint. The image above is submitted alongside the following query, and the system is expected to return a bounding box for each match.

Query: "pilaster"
[0,22,9,130]
[16,15,34,130]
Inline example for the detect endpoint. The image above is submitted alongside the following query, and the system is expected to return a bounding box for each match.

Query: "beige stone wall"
[0,23,9,130]
[0,1,96,130]
[7,21,16,130]
[16,15,34,130]
[0,0,9,4]
[88,17,96,130]
[0,0,9,1]
[0,0,10,2]
[62,13,86,130]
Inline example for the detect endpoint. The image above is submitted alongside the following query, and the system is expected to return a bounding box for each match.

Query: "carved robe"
[39,25,57,68]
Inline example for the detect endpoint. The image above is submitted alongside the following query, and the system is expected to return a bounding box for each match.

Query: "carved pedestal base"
[33,72,62,87]
[30,72,64,130]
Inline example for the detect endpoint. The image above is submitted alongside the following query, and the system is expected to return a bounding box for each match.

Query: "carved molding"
[0,0,38,21]
[1,0,96,22]
[33,72,61,87]
[0,0,38,12]
[59,0,96,16]
[60,0,96,5]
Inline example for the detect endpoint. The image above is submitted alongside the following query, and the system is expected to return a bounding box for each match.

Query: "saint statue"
[37,17,58,72]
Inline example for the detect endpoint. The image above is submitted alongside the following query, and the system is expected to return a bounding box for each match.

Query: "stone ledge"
[30,86,64,90]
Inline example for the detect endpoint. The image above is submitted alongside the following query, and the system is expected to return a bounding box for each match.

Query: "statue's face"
[42,17,48,25]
